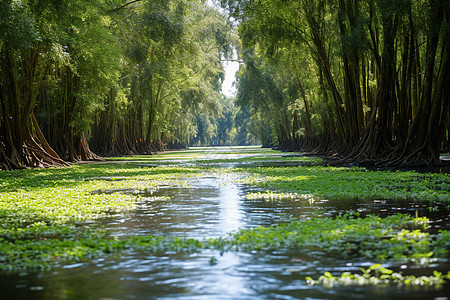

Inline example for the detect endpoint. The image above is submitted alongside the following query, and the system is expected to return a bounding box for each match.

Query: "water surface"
[1,148,449,300]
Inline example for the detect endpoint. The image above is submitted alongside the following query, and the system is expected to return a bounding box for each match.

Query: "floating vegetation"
[0,164,202,227]
[3,213,449,281]
[306,264,450,287]
[227,214,449,264]
[0,225,204,271]
[244,191,317,201]
[244,191,303,200]
[1,148,450,292]
[237,165,450,202]
[194,155,323,165]
[140,196,172,202]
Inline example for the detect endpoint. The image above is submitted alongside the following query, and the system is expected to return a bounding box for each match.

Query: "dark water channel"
[1,158,450,299]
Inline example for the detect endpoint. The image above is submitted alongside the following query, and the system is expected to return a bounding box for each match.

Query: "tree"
[35,0,121,162]
[91,0,234,154]
[221,0,450,165]
[0,0,70,169]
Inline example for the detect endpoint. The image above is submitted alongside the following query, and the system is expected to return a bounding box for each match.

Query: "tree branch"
[107,0,142,13]
[220,59,244,63]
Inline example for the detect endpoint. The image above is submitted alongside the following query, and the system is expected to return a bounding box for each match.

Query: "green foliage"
[1,0,239,165]
[0,224,205,271]
[0,153,208,271]
[306,264,450,288]
[190,96,248,146]
[228,213,450,264]
[244,191,304,201]
[0,163,201,227]
[1,211,448,273]
[0,0,40,49]
[237,165,450,202]
[108,0,235,149]
[221,0,450,164]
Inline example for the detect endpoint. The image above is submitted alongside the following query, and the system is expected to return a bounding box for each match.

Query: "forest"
[0,0,255,170]
[1,0,449,170]
[222,0,450,166]
[1,1,450,299]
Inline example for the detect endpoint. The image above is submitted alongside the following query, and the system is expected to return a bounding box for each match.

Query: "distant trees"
[222,0,450,165]
[190,95,258,146]
[1,0,236,169]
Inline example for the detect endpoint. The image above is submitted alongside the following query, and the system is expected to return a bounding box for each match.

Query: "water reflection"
[218,182,244,234]
[1,157,450,299]
[3,249,448,300]
[94,176,246,239]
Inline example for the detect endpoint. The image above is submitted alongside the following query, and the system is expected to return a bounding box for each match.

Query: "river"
[1,147,449,299]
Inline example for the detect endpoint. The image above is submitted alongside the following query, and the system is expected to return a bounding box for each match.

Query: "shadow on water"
[1,157,449,300]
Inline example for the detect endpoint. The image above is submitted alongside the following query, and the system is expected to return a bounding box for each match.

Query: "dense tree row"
[190,95,257,146]
[3,0,447,169]
[223,0,450,166]
[0,0,236,169]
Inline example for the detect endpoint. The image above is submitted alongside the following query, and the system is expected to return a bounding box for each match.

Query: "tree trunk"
[0,46,70,169]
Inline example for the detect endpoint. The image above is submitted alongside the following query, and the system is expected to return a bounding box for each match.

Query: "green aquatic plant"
[0,223,207,271]
[1,147,449,291]
[244,191,305,201]
[228,214,449,264]
[2,214,448,273]
[209,256,218,266]
[306,264,450,287]
[236,165,450,202]
[104,146,278,162]
[194,155,323,165]
[0,164,202,227]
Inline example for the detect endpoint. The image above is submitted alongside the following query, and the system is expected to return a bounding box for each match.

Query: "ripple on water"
[1,166,449,299]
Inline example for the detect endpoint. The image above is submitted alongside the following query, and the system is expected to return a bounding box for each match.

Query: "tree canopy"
[1,0,449,169]
[0,0,245,169]
[222,0,450,166]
